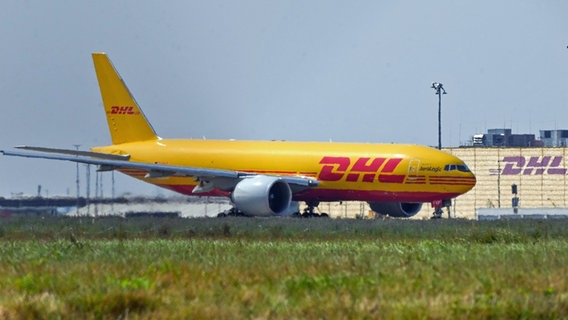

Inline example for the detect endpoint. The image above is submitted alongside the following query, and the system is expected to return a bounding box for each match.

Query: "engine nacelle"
[231,176,292,216]
[368,202,422,218]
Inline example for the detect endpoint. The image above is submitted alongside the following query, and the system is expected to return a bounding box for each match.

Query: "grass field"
[0,216,567,319]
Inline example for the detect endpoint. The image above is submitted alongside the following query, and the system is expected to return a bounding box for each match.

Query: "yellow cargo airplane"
[1,53,476,217]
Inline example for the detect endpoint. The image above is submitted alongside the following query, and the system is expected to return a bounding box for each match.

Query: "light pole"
[73,144,81,199]
[431,82,447,150]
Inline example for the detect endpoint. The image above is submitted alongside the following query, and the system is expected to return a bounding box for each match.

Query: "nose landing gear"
[431,199,452,219]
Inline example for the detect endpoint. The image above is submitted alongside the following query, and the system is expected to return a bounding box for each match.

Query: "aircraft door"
[407,159,420,181]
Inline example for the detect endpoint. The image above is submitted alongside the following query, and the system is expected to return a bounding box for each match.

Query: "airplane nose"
[469,172,477,188]
[464,171,477,192]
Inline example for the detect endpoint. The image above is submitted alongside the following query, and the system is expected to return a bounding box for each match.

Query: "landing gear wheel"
[217,207,245,217]
[300,201,329,218]
[431,207,443,219]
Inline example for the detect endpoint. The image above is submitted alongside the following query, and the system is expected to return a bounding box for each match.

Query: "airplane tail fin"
[92,53,158,145]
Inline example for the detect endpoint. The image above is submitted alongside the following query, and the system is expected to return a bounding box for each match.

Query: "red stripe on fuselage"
[293,188,461,203]
[152,181,458,203]
[115,166,470,203]
[429,176,476,186]
[378,174,405,183]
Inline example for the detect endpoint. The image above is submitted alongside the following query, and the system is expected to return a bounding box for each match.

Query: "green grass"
[0,216,567,319]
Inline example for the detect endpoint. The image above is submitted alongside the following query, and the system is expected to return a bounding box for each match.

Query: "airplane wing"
[1,147,319,193]
[12,146,131,161]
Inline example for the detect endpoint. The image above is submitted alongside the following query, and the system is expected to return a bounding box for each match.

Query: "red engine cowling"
[368,202,422,218]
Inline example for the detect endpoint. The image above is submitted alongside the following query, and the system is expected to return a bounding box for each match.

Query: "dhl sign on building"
[418,147,568,219]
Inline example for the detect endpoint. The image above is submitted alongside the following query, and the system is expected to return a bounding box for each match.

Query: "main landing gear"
[217,207,246,217]
[296,201,329,218]
[217,201,330,218]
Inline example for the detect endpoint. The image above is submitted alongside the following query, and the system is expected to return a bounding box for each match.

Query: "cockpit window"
[444,164,471,172]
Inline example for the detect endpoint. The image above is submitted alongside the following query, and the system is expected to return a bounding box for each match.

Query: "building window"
[561,131,568,138]
[543,131,552,138]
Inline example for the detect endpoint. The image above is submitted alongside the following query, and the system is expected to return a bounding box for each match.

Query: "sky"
[1,0,567,197]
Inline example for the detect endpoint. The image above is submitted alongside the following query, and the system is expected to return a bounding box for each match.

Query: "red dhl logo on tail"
[109,106,138,115]
[318,156,404,183]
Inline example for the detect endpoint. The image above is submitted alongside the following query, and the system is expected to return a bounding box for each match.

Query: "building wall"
[415,147,568,219]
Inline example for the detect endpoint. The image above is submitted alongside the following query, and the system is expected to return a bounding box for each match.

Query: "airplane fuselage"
[92,139,475,203]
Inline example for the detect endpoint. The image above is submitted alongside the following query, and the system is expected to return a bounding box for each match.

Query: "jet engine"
[231,176,293,216]
[368,202,422,218]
